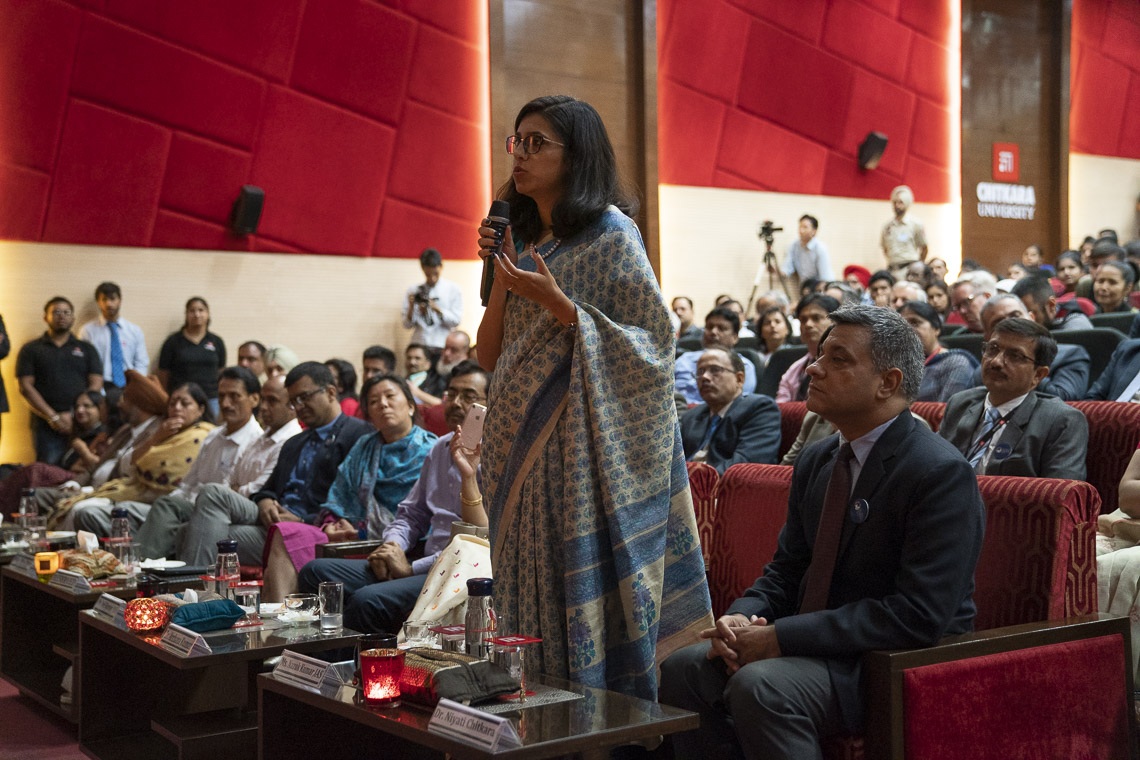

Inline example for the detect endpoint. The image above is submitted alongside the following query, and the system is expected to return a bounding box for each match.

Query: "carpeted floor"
[0,678,85,759]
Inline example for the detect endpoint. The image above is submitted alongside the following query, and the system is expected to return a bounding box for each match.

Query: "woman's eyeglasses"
[506,134,564,156]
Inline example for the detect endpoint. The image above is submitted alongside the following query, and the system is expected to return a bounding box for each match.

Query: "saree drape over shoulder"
[483,207,712,700]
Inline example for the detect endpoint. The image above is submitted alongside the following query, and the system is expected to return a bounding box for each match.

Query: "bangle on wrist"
[461,494,484,507]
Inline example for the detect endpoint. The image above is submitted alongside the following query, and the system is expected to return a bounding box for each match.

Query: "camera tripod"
[744,221,792,316]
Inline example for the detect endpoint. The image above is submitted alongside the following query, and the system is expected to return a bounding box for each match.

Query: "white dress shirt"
[228,418,303,497]
[171,416,263,501]
[80,316,150,382]
[402,278,463,348]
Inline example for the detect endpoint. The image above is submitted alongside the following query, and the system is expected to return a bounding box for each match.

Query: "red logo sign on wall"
[992,143,1019,182]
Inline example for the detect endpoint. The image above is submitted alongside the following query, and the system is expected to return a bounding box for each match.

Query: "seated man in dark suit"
[968,293,1090,400]
[661,305,985,758]
[941,318,1087,479]
[680,347,780,474]
[1085,336,1140,402]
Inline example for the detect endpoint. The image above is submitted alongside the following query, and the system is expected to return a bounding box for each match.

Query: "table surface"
[80,607,361,668]
[258,665,698,759]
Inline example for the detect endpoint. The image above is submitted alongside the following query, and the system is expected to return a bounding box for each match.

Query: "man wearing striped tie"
[940,317,1087,479]
[80,282,149,424]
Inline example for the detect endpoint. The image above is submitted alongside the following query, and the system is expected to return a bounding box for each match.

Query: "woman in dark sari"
[476,95,711,699]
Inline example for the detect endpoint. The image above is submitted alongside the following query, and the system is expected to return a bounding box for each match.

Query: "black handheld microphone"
[481,200,510,306]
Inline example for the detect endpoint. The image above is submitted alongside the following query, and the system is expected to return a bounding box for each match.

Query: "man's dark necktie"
[800,442,854,613]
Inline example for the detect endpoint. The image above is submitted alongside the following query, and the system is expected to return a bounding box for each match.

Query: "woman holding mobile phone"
[475,95,711,700]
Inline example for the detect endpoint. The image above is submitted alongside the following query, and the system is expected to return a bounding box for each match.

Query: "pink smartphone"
[459,404,487,449]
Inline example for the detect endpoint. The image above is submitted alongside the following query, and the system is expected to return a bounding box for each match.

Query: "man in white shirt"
[76,366,263,544]
[79,282,149,422]
[134,372,301,560]
[402,247,463,348]
[781,214,833,287]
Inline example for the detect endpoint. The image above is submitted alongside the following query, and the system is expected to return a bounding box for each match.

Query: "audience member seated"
[941,318,1087,479]
[157,297,225,418]
[175,362,373,568]
[67,383,214,534]
[753,306,793,368]
[680,348,780,474]
[419,330,471,399]
[969,293,1090,400]
[0,390,109,513]
[867,270,894,308]
[899,301,977,402]
[661,305,985,759]
[296,363,490,632]
[890,280,926,310]
[719,299,755,338]
[1010,274,1094,331]
[264,344,299,380]
[1085,336,1140,401]
[823,282,860,306]
[136,374,302,560]
[842,265,871,304]
[1093,260,1138,315]
[324,358,360,417]
[1054,250,1085,297]
[361,344,397,381]
[776,294,839,403]
[1076,240,1127,299]
[905,261,935,289]
[405,343,442,406]
[236,340,268,382]
[1093,444,1140,681]
[950,271,998,333]
[675,307,758,405]
[925,280,953,323]
[672,296,703,341]
[261,374,436,600]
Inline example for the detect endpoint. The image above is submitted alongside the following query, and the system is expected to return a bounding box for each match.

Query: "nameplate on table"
[9,553,36,577]
[93,593,128,629]
[160,623,212,656]
[428,698,522,751]
[273,649,339,692]
[49,568,92,593]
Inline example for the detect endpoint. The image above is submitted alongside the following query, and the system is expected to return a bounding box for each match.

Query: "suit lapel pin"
[849,498,870,524]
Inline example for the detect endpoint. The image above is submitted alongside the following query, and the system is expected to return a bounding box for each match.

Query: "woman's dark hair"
[73,390,107,429]
[498,95,639,244]
[170,381,213,424]
[899,300,942,332]
[183,296,210,329]
[926,279,950,298]
[1097,260,1138,290]
[1056,250,1084,271]
[324,358,358,401]
[361,373,422,431]
[755,306,792,350]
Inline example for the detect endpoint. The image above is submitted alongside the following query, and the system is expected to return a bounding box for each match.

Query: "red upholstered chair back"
[707,464,793,617]
[908,401,945,432]
[686,462,719,567]
[1067,400,1140,514]
[419,403,449,437]
[777,402,807,461]
[973,476,1100,630]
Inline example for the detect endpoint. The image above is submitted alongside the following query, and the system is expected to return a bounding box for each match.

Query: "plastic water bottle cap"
[466,578,493,596]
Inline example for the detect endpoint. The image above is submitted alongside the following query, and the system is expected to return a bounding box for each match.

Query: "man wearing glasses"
[178,362,373,567]
[940,318,1087,479]
[680,347,780,474]
[297,362,491,634]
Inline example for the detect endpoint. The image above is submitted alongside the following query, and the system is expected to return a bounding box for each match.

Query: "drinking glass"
[283,593,319,625]
[402,619,437,648]
[318,581,344,632]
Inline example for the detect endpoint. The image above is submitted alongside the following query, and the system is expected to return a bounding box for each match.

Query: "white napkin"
[77,530,98,553]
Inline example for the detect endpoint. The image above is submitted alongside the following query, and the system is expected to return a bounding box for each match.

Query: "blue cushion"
[169,599,244,632]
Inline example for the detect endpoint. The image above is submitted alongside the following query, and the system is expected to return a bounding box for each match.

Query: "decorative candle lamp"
[34,551,59,582]
[124,597,172,633]
[358,633,404,707]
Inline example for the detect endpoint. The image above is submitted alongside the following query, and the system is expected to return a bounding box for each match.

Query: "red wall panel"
[659,0,954,203]
[0,0,489,259]
[1071,0,1140,159]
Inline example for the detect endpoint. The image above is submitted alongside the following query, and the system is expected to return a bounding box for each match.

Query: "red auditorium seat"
[777,402,808,461]
[907,401,945,432]
[1067,401,1140,514]
[420,403,449,436]
[686,462,719,568]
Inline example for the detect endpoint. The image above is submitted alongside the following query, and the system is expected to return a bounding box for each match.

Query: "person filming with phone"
[475,95,711,699]
[294,362,490,634]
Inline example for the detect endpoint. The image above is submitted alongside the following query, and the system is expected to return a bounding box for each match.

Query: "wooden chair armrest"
[862,614,1133,760]
[316,540,383,559]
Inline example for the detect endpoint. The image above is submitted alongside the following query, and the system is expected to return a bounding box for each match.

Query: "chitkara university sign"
[976,143,1037,221]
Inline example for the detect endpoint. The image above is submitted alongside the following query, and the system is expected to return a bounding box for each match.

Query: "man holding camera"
[402,247,463,348]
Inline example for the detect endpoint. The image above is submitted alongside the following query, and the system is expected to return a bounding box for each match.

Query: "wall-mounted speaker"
[229,185,264,235]
[857,132,889,170]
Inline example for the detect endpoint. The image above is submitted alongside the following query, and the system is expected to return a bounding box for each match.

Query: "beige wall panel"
[1068,153,1140,248]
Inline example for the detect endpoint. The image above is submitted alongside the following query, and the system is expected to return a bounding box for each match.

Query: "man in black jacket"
[680,347,780,473]
[179,362,373,566]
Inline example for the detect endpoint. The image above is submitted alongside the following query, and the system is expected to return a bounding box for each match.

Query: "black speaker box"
[229,185,264,235]
[857,132,889,170]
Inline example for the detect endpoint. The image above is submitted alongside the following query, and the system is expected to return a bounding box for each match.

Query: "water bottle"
[18,488,36,517]
[215,539,240,599]
[109,507,131,558]
[464,578,496,660]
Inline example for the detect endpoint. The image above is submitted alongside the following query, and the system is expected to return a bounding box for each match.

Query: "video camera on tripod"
[758,220,783,245]
[745,219,791,313]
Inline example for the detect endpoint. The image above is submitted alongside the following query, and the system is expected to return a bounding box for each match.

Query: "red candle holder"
[359,633,404,707]
[124,597,171,633]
